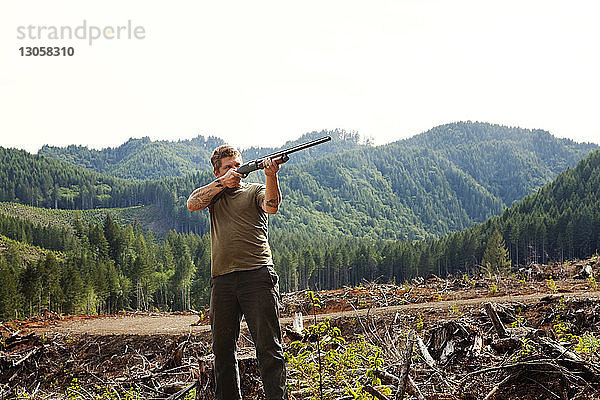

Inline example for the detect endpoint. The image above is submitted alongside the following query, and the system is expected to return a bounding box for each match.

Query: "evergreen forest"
[1,121,599,321]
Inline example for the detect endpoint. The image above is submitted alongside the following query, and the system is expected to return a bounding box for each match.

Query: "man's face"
[214,155,242,179]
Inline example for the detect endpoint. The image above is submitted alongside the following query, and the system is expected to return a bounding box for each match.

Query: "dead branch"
[161,340,187,371]
[407,377,425,400]
[374,368,425,400]
[533,336,600,382]
[415,335,436,369]
[482,374,512,400]
[165,381,197,400]
[13,346,42,367]
[523,375,562,400]
[363,384,390,400]
[395,331,415,399]
[484,302,508,338]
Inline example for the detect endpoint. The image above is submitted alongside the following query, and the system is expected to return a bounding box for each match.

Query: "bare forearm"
[187,179,225,211]
[262,175,281,214]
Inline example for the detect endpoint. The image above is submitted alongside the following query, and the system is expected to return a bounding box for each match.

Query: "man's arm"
[261,158,281,215]
[188,167,244,211]
[187,179,225,211]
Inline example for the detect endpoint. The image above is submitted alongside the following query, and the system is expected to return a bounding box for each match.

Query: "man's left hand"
[263,157,280,177]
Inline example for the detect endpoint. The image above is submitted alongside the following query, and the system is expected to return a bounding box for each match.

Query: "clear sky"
[1,0,599,153]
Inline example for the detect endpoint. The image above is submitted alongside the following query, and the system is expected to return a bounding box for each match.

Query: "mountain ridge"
[5,122,597,241]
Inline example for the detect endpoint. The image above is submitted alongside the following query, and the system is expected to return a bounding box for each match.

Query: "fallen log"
[532,336,600,381]
[534,336,583,363]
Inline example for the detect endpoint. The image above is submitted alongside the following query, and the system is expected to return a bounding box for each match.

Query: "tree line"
[0,213,210,320]
[1,149,599,321]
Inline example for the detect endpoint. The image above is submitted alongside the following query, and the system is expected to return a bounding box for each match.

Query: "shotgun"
[237,136,331,175]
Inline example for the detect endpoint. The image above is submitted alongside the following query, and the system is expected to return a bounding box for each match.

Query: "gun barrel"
[274,135,331,156]
[237,135,331,175]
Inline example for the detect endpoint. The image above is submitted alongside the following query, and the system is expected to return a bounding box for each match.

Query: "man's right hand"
[218,168,243,188]
[187,169,242,212]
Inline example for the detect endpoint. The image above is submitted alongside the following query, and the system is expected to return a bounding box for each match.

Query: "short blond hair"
[211,145,241,171]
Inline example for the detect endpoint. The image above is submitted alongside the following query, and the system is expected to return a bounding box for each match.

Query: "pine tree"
[21,262,42,316]
[62,260,84,314]
[168,232,194,311]
[0,255,22,320]
[133,233,152,310]
[481,230,511,277]
[42,252,63,313]
[103,214,122,264]
[88,223,109,261]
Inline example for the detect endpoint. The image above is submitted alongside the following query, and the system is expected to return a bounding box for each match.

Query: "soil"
[31,290,599,336]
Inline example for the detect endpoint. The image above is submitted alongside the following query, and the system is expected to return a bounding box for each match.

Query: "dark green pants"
[210,266,287,400]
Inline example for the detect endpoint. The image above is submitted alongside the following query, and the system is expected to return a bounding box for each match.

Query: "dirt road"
[43,291,600,336]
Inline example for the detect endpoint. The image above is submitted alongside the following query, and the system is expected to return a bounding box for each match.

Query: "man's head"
[211,145,242,177]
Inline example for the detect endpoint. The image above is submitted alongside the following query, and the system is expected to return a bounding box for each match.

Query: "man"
[187,145,287,400]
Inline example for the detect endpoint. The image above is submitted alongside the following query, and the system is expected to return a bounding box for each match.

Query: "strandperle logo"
[16,20,146,46]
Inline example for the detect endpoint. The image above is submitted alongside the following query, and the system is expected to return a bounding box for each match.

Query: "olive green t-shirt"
[208,182,273,277]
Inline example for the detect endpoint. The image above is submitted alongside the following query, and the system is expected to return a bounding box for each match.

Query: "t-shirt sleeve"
[255,184,266,210]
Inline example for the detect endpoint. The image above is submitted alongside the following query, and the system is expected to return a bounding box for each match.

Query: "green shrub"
[285,318,392,399]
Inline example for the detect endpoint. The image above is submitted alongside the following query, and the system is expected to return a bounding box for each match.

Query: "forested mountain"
[271,122,596,239]
[2,146,599,320]
[496,149,600,263]
[38,136,224,180]
[38,123,596,210]
[0,146,214,234]
[276,146,503,239]
[403,122,598,206]
[3,123,597,241]
[273,148,600,290]
[38,129,366,180]
[2,118,600,320]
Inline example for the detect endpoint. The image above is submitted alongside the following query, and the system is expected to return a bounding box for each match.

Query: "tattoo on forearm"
[198,188,214,204]
[189,187,216,210]
[265,199,280,208]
